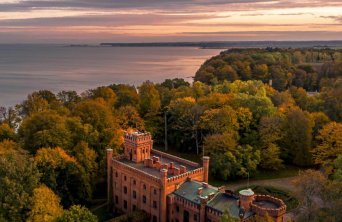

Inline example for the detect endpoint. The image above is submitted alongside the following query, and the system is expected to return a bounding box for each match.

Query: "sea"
[0,45,222,107]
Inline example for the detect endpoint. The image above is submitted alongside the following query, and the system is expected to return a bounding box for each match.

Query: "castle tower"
[203,156,210,183]
[239,189,255,211]
[124,132,153,163]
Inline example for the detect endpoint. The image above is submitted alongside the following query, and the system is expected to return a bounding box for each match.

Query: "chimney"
[197,187,203,195]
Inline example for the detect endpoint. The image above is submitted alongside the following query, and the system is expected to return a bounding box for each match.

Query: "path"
[225,176,300,193]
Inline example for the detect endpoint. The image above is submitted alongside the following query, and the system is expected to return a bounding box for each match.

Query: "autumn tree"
[138,81,161,117]
[312,122,342,167]
[56,205,97,222]
[27,185,63,222]
[0,123,16,142]
[34,147,92,207]
[0,153,40,222]
[19,110,73,153]
[116,105,145,131]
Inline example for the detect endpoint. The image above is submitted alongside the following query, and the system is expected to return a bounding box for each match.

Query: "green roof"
[207,193,240,218]
[173,181,218,204]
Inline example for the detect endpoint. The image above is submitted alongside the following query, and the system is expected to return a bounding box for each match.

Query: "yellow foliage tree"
[312,122,342,166]
[27,185,63,222]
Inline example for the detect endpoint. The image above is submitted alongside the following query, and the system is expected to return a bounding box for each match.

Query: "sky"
[0,0,341,43]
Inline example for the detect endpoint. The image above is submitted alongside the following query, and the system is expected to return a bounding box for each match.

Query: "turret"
[124,131,153,163]
[203,156,210,183]
[239,189,255,212]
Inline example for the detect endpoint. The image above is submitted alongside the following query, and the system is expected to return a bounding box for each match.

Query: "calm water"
[0,45,221,107]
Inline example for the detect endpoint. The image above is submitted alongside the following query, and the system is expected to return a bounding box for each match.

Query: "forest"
[0,48,341,222]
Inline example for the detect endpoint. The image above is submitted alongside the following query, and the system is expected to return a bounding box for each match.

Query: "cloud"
[320,15,342,23]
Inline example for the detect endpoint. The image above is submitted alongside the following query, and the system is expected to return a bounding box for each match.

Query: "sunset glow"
[0,0,341,43]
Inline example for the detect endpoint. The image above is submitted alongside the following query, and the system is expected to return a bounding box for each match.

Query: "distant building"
[107,131,286,222]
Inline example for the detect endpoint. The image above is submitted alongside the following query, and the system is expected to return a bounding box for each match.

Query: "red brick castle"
[107,131,286,222]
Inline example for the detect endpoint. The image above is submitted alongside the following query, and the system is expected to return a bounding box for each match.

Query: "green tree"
[0,153,40,222]
[27,185,63,222]
[281,107,314,166]
[56,205,97,222]
[109,84,139,108]
[19,110,72,153]
[199,106,239,135]
[138,81,161,117]
[260,143,283,170]
[34,147,92,207]
[71,141,98,188]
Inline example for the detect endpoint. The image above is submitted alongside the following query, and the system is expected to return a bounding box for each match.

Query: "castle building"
[107,132,286,222]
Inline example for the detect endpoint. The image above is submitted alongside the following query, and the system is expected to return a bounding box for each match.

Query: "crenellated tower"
[124,131,153,163]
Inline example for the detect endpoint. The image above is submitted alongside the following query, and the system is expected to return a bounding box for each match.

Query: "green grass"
[235,185,299,211]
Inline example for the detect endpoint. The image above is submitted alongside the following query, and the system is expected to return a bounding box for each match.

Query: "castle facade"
[107,132,286,222]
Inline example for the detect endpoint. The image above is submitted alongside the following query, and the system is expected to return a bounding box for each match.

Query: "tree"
[138,81,161,117]
[281,107,314,166]
[0,140,23,155]
[293,170,342,222]
[57,91,81,107]
[333,155,342,181]
[109,84,139,108]
[0,153,40,222]
[34,147,92,207]
[116,105,145,131]
[260,143,283,170]
[312,122,342,167]
[88,86,117,107]
[204,134,260,180]
[0,106,21,129]
[56,205,97,222]
[71,141,98,188]
[27,185,63,222]
[0,123,16,142]
[220,210,239,222]
[19,110,72,153]
[168,97,204,153]
[199,106,239,135]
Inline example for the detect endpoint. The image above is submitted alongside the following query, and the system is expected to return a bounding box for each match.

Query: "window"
[115,172,118,177]
[176,206,179,212]
[124,186,127,194]
[153,201,157,209]
[115,195,118,204]
[124,200,127,209]
[133,180,136,185]
[133,190,137,199]
[143,195,146,204]
[133,205,136,211]
[124,175,127,181]
[143,184,146,190]
[154,189,157,195]
[194,214,197,221]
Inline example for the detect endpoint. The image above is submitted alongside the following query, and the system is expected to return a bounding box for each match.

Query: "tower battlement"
[124,131,153,163]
